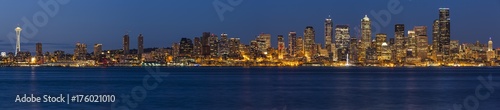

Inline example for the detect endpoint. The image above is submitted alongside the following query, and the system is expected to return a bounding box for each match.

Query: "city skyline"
[1,0,500,53]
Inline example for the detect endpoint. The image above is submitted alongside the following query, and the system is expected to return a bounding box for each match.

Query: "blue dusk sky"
[1,0,500,53]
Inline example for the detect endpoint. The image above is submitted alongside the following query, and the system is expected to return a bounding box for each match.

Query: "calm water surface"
[1,67,499,110]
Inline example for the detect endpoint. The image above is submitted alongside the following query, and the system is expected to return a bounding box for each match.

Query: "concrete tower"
[15,26,22,56]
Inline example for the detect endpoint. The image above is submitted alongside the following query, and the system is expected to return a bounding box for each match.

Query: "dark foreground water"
[1,67,500,110]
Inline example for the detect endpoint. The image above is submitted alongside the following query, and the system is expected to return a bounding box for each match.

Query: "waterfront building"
[123,34,130,55]
[395,24,405,62]
[360,15,372,63]
[325,15,333,56]
[288,31,297,57]
[304,26,315,60]
[179,38,194,57]
[138,34,144,60]
[74,42,87,60]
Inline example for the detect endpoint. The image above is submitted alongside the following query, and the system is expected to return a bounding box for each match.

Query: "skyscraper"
[138,34,144,60]
[487,38,495,61]
[335,25,350,61]
[123,34,130,55]
[193,37,202,57]
[349,38,359,63]
[335,25,350,49]
[209,34,219,57]
[296,37,304,57]
[15,26,22,56]
[360,15,372,63]
[325,15,333,54]
[74,42,87,60]
[417,35,428,59]
[220,33,229,57]
[277,35,285,59]
[432,20,439,54]
[288,31,297,57]
[304,26,315,59]
[413,26,427,36]
[259,33,271,50]
[375,33,387,60]
[201,32,211,57]
[94,44,102,59]
[489,38,493,51]
[36,42,43,56]
[395,24,405,62]
[407,30,416,57]
[172,42,180,57]
[438,8,451,60]
[228,38,241,58]
[179,38,194,57]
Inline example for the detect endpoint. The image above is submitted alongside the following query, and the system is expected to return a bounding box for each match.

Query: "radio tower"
[15,26,22,56]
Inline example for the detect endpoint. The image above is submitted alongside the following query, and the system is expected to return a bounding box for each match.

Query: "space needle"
[15,26,22,56]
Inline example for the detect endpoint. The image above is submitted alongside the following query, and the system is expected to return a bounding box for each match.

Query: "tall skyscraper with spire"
[325,15,333,55]
[15,26,22,56]
[360,15,371,63]
[487,37,495,61]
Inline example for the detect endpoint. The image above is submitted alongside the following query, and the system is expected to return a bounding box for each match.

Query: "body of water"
[1,67,499,110]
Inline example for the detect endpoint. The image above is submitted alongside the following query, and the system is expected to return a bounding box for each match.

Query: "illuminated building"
[36,42,43,56]
[414,26,427,36]
[220,33,229,57]
[360,15,371,63]
[304,26,315,60]
[325,15,334,55]
[407,30,416,57]
[348,38,358,63]
[335,25,350,61]
[123,34,130,55]
[438,8,451,60]
[93,44,102,59]
[335,25,350,48]
[450,40,460,59]
[277,35,285,59]
[487,38,495,61]
[179,38,194,57]
[395,24,405,62]
[375,33,387,60]
[201,32,211,57]
[260,33,271,50]
[209,34,219,58]
[288,31,297,57]
[296,37,304,57]
[74,42,87,60]
[172,42,180,57]
[15,26,22,56]
[229,38,241,59]
[193,37,202,57]
[380,42,391,61]
[138,34,144,60]
[417,35,428,59]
